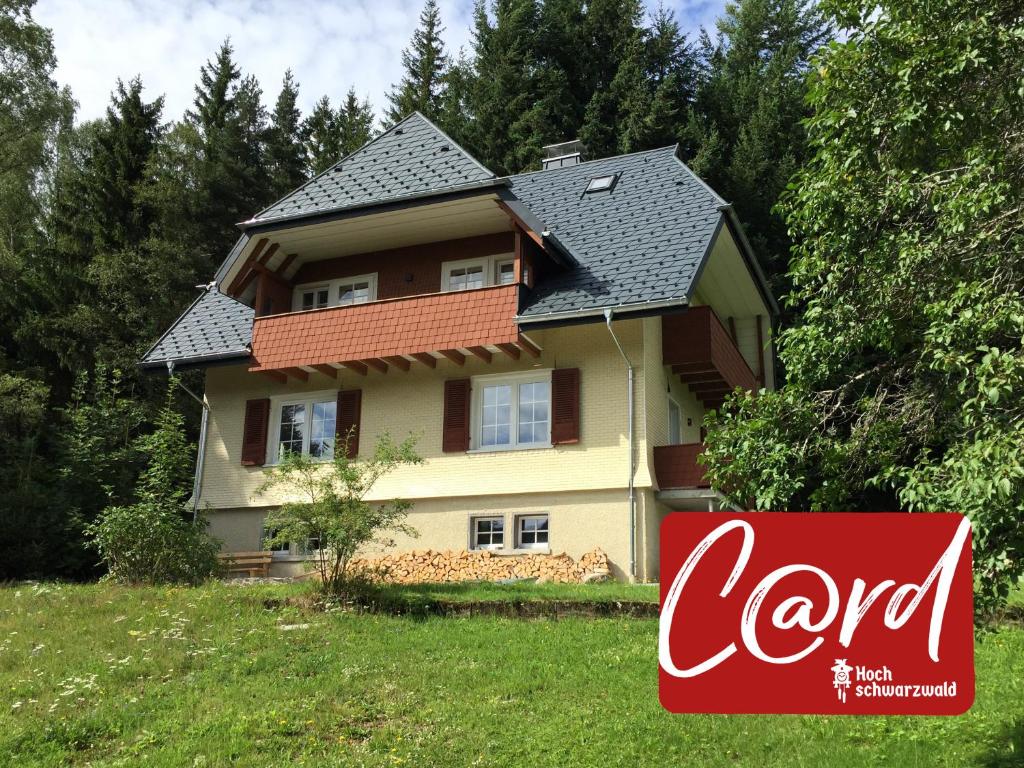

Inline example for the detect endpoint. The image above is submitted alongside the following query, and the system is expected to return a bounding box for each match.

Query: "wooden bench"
[219,551,273,578]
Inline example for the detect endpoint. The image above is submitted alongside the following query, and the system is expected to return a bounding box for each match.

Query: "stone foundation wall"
[351,548,611,584]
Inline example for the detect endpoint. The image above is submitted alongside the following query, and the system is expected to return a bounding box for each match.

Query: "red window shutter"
[442,379,471,452]
[551,368,581,445]
[241,398,271,466]
[336,389,362,459]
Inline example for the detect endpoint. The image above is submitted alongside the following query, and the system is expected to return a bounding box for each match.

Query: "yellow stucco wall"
[208,488,635,579]
[198,319,650,510]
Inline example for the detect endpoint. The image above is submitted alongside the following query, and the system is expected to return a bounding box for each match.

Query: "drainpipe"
[604,309,636,580]
[167,361,210,522]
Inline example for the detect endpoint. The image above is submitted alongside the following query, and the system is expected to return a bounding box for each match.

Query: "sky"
[34,0,727,124]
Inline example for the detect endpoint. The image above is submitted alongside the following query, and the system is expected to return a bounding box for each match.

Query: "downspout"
[604,309,636,580]
[167,361,210,522]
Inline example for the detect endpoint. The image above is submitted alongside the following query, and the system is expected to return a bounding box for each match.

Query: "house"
[140,112,777,581]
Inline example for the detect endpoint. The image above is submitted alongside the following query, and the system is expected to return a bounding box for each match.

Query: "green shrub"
[88,382,220,584]
[259,431,422,594]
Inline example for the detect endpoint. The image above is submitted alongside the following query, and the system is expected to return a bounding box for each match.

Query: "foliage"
[88,386,220,584]
[702,0,1024,615]
[259,432,422,593]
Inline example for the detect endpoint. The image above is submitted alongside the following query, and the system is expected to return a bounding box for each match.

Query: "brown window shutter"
[241,398,271,466]
[551,368,581,445]
[442,379,471,452]
[336,389,362,459]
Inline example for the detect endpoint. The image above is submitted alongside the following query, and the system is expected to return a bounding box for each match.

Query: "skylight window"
[585,174,618,193]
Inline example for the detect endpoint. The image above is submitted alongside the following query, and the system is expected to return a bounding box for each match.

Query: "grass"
[360,579,659,605]
[0,581,1020,767]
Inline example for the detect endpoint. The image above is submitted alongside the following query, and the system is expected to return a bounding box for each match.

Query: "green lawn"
[0,582,1020,767]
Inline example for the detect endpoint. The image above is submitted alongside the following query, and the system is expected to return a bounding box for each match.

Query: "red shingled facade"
[652,443,710,489]
[249,284,520,372]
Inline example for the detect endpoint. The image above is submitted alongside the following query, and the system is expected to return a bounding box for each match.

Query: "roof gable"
[508,146,727,319]
[247,112,495,226]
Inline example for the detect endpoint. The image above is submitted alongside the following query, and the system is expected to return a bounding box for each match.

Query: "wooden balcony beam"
[312,364,338,379]
[517,335,541,358]
[340,361,368,376]
[468,346,492,363]
[439,349,466,366]
[226,237,269,295]
[411,352,437,368]
[383,356,411,372]
[496,343,521,360]
[273,252,298,277]
[258,369,288,384]
[362,358,389,374]
[281,367,309,382]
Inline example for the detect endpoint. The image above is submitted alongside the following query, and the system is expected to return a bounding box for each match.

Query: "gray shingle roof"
[140,288,253,368]
[508,146,726,319]
[247,112,495,225]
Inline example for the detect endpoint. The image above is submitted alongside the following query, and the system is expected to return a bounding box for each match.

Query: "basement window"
[516,515,549,550]
[585,174,618,193]
[471,517,504,550]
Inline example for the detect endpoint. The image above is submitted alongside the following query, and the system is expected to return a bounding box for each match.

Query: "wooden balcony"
[662,307,757,409]
[653,443,709,490]
[249,284,538,380]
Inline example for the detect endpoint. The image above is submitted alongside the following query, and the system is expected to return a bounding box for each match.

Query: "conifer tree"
[693,0,829,287]
[304,95,342,175]
[385,0,450,125]
[266,70,308,197]
[339,88,375,155]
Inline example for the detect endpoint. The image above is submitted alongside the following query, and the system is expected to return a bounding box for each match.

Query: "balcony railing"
[653,443,709,490]
[249,284,534,379]
[662,306,757,408]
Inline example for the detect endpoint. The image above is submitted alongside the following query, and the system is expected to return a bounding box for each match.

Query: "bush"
[259,431,422,594]
[88,382,220,584]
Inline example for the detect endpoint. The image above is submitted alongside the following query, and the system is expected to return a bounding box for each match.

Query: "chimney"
[542,140,584,170]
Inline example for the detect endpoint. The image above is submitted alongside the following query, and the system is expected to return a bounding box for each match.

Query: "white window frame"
[516,514,549,550]
[335,273,378,306]
[668,396,683,445]
[292,273,378,311]
[441,253,515,292]
[469,369,552,452]
[266,389,339,465]
[470,516,505,551]
[495,259,515,285]
[294,284,331,312]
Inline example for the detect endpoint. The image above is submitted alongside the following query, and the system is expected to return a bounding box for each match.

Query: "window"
[293,274,377,311]
[517,515,549,549]
[272,397,337,462]
[262,527,290,554]
[585,174,618,193]
[442,255,515,291]
[471,517,504,550]
[299,286,330,311]
[668,397,682,444]
[496,260,515,285]
[337,274,375,305]
[473,372,551,451]
[447,263,485,291]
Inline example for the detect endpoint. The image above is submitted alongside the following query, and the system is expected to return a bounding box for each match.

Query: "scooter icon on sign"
[831,659,853,703]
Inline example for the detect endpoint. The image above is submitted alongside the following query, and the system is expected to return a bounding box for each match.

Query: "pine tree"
[465,0,546,174]
[266,70,307,197]
[693,0,830,288]
[304,95,342,175]
[617,6,698,154]
[186,40,273,261]
[338,88,375,155]
[577,0,645,158]
[385,0,450,125]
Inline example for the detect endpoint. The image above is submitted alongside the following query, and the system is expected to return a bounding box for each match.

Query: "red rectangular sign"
[659,512,974,714]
